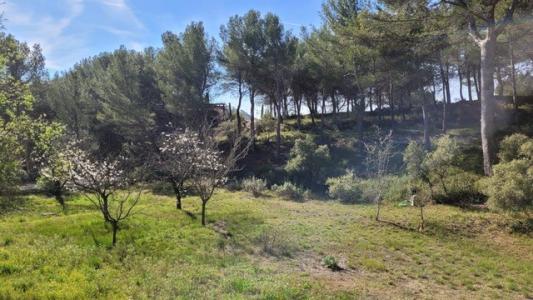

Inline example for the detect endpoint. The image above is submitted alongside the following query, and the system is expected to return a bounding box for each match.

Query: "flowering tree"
[66,144,140,246]
[191,129,251,226]
[156,130,203,210]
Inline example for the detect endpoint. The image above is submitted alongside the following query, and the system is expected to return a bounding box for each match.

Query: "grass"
[0,190,532,299]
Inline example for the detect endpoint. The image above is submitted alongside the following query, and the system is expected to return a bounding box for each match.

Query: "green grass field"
[0,191,531,299]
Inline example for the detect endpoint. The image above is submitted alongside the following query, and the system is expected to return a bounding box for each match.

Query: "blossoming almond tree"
[66,143,140,246]
[156,129,203,210]
[191,129,251,226]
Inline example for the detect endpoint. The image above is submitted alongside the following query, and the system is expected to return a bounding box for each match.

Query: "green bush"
[480,159,532,212]
[271,182,305,201]
[322,255,341,271]
[285,135,334,189]
[498,133,529,163]
[151,181,174,196]
[403,136,485,206]
[242,177,267,197]
[433,170,485,205]
[480,134,532,213]
[326,172,363,203]
[359,176,412,204]
[509,218,533,234]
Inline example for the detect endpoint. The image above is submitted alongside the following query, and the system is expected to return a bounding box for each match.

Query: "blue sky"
[3,0,323,73]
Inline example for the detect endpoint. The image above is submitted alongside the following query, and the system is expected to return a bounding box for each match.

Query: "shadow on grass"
[0,196,28,215]
[377,219,417,232]
[377,217,481,240]
[183,210,197,219]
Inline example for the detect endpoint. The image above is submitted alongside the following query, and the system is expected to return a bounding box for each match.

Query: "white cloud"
[98,0,144,30]
[3,0,146,71]
[4,0,86,70]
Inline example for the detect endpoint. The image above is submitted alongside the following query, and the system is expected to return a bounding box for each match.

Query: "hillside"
[241,100,533,186]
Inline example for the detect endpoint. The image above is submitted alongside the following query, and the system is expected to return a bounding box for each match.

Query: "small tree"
[191,130,250,226]
[424,135,460,196]
[364,127,394,221]
[404,140,435,198]
[67,144,140,246]
[404,140,434,231]
[156,129,203,210]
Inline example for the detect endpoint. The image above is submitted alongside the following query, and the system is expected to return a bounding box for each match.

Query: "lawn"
[0,191,531,299]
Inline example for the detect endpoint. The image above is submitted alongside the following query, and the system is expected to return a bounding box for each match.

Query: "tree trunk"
[439,61,448,133]
[509,40,518,111]
[249,87,255,144]
[375,197,382,221]
[111,221,118,246]
[357,97,364,135]
[422,104,431,150]
[466,65,473,101]
[445,63,451,104]
[369,88,373,113]
[201,200,207,226]
[296,95,302,129]
[496,66,504,96]
[321,94,326,115]
[479,31,497,176]
[275,101,282,157]
[53,181,66,211]
[432,77,437,105]
[377,89,382,123]
[308,96,316,126]
[283,95,289,117]
[458,66,465,101]
[171,179,182,210]
[473,69,480,100]
[400,93,406,121]
[388,76,394,122]
[236,75,243,135]
[419,205,425,232]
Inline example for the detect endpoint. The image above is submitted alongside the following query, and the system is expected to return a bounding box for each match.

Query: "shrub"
[322,255,341,271]
[151,181,174,196]
[352,176,411,204]
[225,179,242,191]
[241,177,267,197]
[271,182,305,201]
[256,227,297,257]
[479,134,532,214]
[285,135,333,189]
[326,172,363,203]
[433,170,485,205]
[509,218,533,234]
[384,176,412,203]
[498,133,529,163]
[480,159,532,212]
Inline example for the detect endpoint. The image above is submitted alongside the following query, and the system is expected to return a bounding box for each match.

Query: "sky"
[2,0,323,73]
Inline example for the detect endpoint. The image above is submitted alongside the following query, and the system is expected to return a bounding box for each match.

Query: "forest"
[0,0,532,298]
